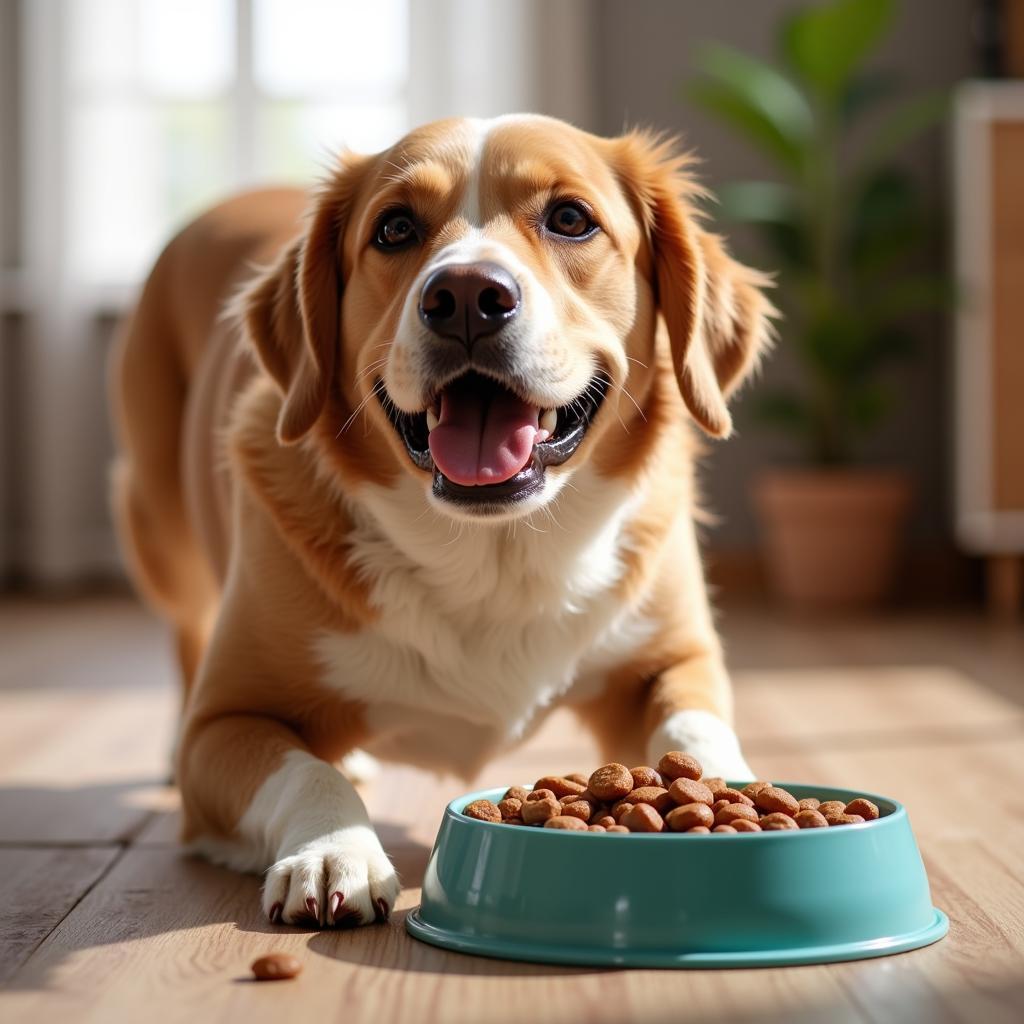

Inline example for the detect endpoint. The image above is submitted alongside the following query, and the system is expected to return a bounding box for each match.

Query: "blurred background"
[0,0,1021,617]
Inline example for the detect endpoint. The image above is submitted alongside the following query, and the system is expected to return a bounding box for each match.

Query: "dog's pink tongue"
[428,383,539,486]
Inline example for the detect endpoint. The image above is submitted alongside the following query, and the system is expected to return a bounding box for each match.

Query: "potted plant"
[688,0,948,608]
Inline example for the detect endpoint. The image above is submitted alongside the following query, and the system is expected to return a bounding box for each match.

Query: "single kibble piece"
[831,813,866,826]
[587,824,607,832]
[818,801,847,819]
[497,798,522,819]
[760,812,799,831]
[251,953,302,981]
[798,797,821,812]
[702,777,728,797]
[714,787,754,806]
[794,808,829,829]
[687,826,711,834]
[629,766,663,789]
[593,815,616,829]
[665,802,714,832]
[845,798,879,821]
[521,790,560,825]
[731,818,762,832]
[535,776,587,798]
[741,781,772,800]
[714,802,759,826]
[754,786,800,817]
[620,786,674,813]
[588,763,635,801]
[503,786,530,803]
[544,815,588,831]
[606,825,630,833]
[668,778,715,807]
[560,800,593,823]
[712,824,737,833]
[622,803,665,833]
[611,802,632,822]
[658,751,703,782]
[463,799,502,823]
[712,798,731,814]
[565,772,590,787]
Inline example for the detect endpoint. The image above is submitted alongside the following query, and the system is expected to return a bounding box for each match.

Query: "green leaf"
[717,180,799,223]
[864,275,954,323]
[716,181,811,268]
[782,0,895,102]
[839,70,902,125]
[688,45,814,169]
[845,384,890,431]
[755,391,813,433]
[847,167,925,275]
[861,91,948,170]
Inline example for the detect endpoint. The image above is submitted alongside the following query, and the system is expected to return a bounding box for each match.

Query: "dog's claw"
[269,901,283,924]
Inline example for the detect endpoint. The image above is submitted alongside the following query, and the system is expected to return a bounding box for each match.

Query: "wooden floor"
[1,595,1023,1023]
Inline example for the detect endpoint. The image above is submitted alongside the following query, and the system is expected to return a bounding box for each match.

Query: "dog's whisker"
[337,380,386,438]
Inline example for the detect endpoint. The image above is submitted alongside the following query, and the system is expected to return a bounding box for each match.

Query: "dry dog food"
[461,754,884,834]
[251,953,302,981]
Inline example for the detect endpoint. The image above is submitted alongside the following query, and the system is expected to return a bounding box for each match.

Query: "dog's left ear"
[613,133,776,438]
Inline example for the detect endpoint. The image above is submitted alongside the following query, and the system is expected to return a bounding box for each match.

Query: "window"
[66,0,409,287]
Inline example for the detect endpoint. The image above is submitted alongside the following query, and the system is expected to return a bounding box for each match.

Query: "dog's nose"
[418,261,521,350]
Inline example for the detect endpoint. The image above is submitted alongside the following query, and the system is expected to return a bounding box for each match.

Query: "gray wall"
[594,0,977,549]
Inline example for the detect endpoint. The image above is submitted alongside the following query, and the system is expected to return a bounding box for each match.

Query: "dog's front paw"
[262,825,400,928]
[647,709,754,782]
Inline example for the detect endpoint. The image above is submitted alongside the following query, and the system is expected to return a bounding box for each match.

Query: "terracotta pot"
[752,469,913,609]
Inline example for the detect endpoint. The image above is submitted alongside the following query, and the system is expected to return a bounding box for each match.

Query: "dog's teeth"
[540,409,557,435]
[426,409,439,432]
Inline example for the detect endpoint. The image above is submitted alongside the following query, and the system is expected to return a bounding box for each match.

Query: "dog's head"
[244,115,774,521]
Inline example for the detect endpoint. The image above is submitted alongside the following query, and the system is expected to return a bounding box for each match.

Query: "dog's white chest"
[313,475,645,773]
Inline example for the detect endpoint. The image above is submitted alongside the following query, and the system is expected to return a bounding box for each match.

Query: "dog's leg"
[643,652,754,782]
[178,715,400,928]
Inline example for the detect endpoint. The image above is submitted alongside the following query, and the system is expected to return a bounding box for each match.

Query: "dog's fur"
[110,115,773,927]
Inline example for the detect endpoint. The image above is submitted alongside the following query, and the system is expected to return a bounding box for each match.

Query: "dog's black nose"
[418,261,521,350]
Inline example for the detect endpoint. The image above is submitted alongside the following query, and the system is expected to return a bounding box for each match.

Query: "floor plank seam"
[4,841,132,989]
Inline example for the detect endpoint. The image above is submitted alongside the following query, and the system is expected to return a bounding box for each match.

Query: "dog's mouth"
[379,370,608,510]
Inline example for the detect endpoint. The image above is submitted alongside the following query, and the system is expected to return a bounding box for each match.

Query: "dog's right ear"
[243,153,371,444]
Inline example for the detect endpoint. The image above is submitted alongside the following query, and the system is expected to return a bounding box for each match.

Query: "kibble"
[665,802,714,832]
[754,786,801,817]
[845,798,879,821]
[587,763,635,801]
[544,815,588,831]
[658,751,703,782]
[794,808,829,829]
[621,803,665,833]
[535,776,587,798]
[251,953,302,981]
[667,778,714,807]
[461,754,889,836]
[463,799,502,823]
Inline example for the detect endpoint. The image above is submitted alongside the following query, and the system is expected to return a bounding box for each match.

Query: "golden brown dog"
[110,114,773,928]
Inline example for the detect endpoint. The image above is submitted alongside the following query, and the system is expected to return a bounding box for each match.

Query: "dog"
[110,114,773,928]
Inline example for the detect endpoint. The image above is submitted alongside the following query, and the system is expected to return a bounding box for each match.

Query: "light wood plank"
[0,687,177,843]
[0,846,119,985]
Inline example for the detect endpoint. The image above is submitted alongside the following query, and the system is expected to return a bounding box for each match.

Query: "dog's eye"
[375,210,419,249]
[545,201,597,239]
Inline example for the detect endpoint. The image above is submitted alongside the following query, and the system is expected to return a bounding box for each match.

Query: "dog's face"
[245,115,773,522]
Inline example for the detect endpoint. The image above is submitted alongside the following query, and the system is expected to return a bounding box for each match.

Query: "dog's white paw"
[262,825,400,928]
[647,709,754,782]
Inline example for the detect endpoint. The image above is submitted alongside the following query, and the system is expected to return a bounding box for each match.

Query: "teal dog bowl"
[406,783,947,968]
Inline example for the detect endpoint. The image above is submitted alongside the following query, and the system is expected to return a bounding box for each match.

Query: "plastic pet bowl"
[405,783,948,968]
